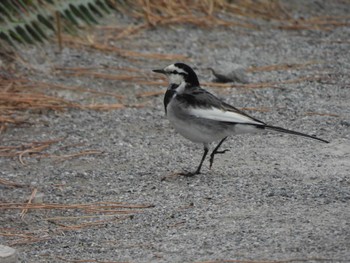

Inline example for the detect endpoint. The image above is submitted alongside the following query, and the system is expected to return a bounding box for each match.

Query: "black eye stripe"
[171,70,186,75]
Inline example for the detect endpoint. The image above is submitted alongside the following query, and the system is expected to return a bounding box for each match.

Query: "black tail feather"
[264,125,329,143]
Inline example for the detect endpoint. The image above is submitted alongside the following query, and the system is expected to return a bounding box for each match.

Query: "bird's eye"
[171,70,186,75]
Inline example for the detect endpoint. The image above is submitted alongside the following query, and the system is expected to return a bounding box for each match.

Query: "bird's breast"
[166,98,229,143]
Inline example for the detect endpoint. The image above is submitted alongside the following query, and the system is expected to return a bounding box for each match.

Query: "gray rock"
[0,245,17,263]
[208,62,249,83]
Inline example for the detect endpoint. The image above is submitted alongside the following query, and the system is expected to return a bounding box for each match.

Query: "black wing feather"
[177,86,265,125]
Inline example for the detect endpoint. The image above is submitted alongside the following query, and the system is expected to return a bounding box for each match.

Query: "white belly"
[170,115,226,143]
[167,103,228,144]
[166,100,261,144]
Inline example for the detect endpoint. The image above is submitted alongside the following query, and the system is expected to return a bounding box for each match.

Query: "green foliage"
[0,0,117,48]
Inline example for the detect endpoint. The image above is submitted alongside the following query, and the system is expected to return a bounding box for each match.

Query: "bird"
[153,62,329,176]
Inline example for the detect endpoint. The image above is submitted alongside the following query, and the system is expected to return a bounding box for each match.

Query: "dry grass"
[0,178,27,188]
[58,1,349,58]
[0,137,106,165]
[0,138,63,165]
[0,201,154,212]
[0,71,142,165]
[0,74,140,131]
[0,200,153,246]
[111,0,348,34]
[304,112,340,117]
[118,0,286,28]
[278,15,350,31]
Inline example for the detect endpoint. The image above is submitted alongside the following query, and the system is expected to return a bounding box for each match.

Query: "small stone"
[32,192,45,204]
[340,120,350,127]
[0,245,18,263]
[208,62,249,83]
[26,192,44,204]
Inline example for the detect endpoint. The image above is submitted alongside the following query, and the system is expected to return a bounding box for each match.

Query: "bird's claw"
[209,149,230,169]
[180,170,200,177]
[215,149,230,154]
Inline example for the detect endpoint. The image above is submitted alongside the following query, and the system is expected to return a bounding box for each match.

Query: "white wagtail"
[153,63,329,176]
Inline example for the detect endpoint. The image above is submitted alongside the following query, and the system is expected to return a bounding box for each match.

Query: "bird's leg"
[183,146,209,177]
[209,137,229,169]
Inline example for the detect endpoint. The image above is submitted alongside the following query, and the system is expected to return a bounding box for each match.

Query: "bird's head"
[153,63,200,87]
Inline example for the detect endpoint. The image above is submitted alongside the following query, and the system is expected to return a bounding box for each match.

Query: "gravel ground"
[1,1,350,262]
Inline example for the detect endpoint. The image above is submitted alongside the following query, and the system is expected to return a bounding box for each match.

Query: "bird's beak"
[153,69,166,74]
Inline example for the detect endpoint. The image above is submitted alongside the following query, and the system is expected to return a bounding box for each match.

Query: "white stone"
[0,245,17,263]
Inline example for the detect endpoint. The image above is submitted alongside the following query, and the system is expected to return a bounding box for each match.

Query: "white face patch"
[168,73,185,85]
[163,64,187,85]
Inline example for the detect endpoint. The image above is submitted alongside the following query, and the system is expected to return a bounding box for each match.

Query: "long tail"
[264,125,329,143]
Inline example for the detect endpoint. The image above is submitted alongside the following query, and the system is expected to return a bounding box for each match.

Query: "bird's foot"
[178,170,200,177]
[209,149,230,169]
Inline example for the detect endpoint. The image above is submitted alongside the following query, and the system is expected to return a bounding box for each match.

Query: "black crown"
[174,63,200,86]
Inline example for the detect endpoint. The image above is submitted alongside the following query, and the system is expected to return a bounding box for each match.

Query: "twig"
[0,201,154,211]
[304,112,340,117]
[0,138,63,164]
[20,188,38,219]
[45,214,120,221]
[18,143,52,165]
[0,178,27,188]
[136,90,164,98]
